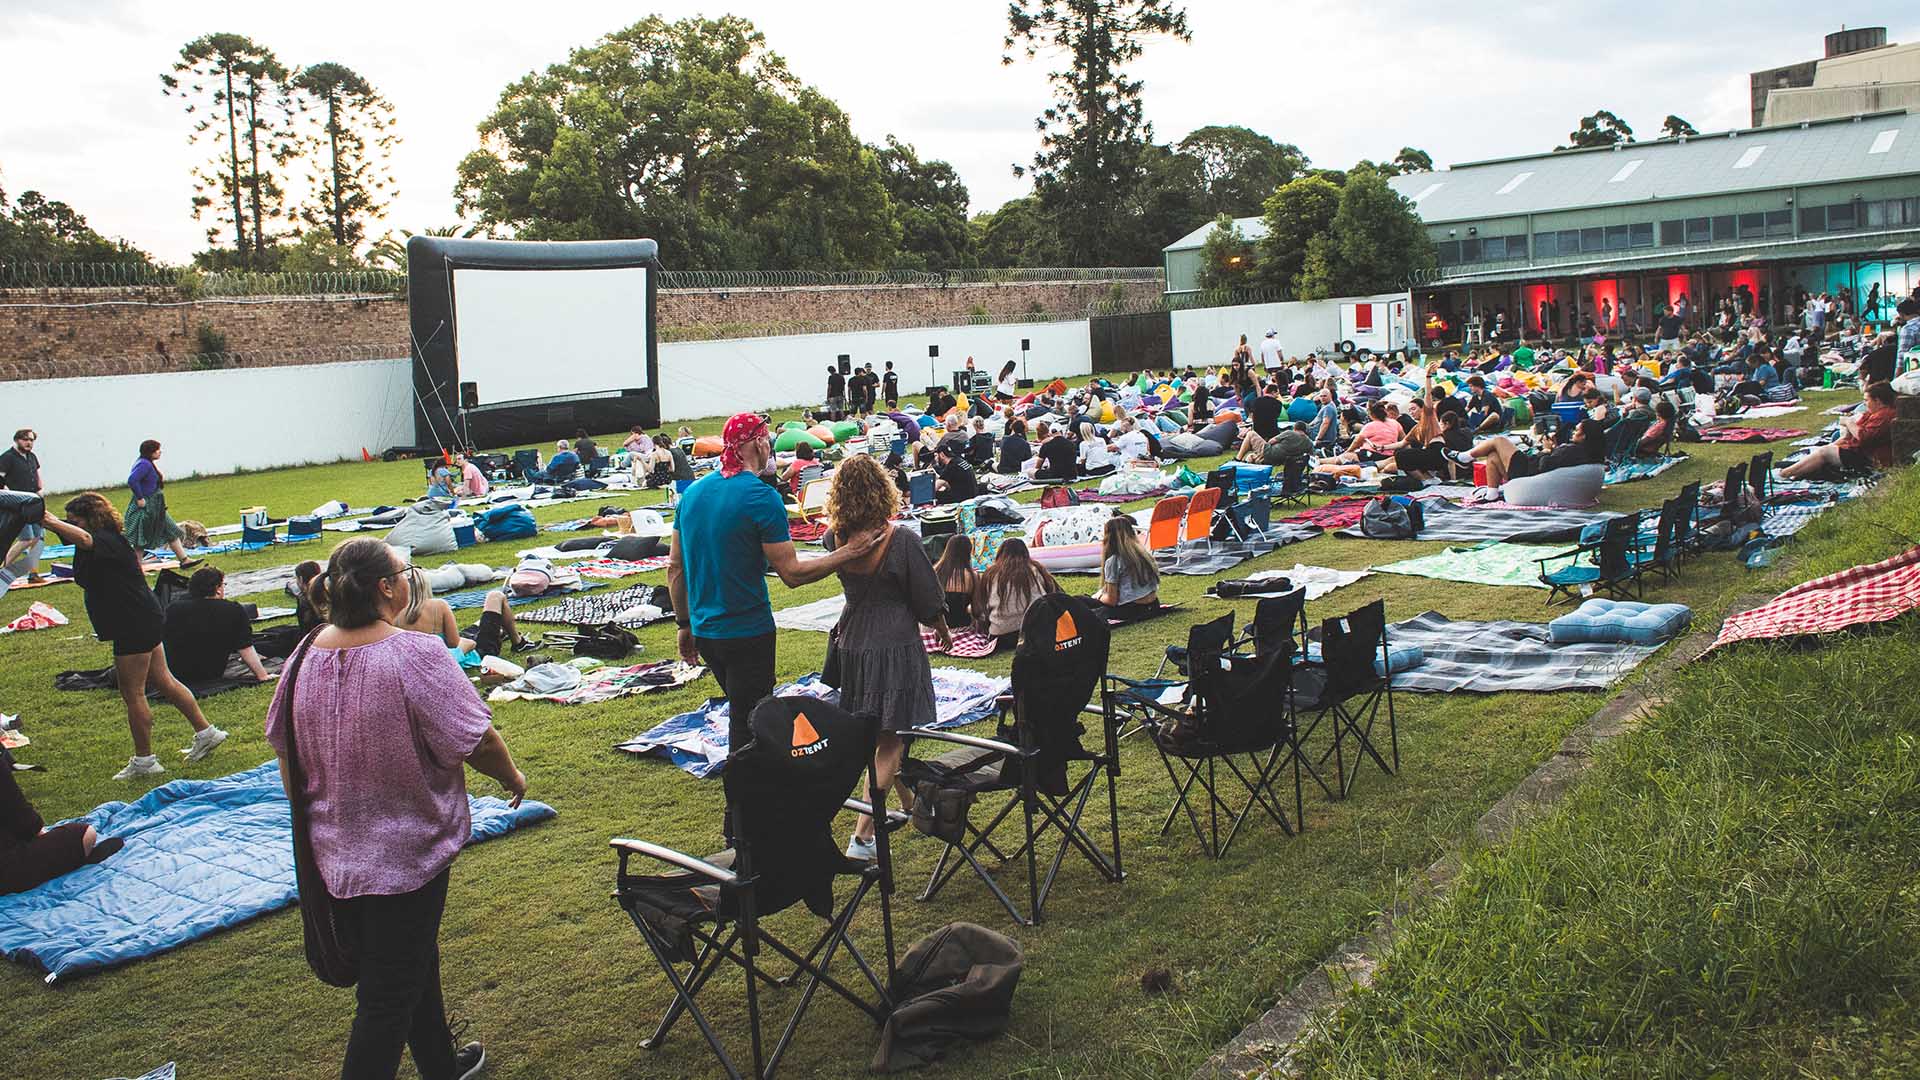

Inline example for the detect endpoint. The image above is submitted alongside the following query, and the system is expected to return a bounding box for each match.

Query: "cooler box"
[1550,402,1585,430]
[452,522,478,548]
[1473,461,1489,487]
[239,506,268,530]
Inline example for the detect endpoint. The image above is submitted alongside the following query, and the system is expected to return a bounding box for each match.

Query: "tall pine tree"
[1004,0,1191,265]
[161,34,298,265]
[292,63,398,249]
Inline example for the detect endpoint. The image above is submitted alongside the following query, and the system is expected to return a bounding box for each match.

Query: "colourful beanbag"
[773,429,826,452]
[692,435,724,458]
[1548,599,1691,645]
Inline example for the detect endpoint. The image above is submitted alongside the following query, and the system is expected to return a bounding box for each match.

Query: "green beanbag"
[774,429,826,452]
[831,420,862,442]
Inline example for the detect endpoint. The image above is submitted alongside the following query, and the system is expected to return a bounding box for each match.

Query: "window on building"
[1737,213,1765,240]
[1558,229,1581,254]
[1506,235,1527,259]
[1580,227,1604,251]
[1711,215,1736,241]
[1482,236,1506,260]
[1800,205,1826,233]
[1765,210,1792,237]
[1630,223,1655,248]
[1434,240,1460,265]
[1827,202,1856,230]
[1685,217,1711,244]
[1460,237,1481,261]
[1535,232,1558,258]
[1602,225,1628,251]
[1660,220,1683,245]
[1867,200,1887,228]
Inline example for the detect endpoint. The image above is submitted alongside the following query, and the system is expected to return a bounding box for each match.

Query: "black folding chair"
[1630,497,1683,586]
[510,448,540,480]
[1110,640,1305,857]
[1748,450,1772,507]
[1671,480,1703,557]
[611,698,901,1079]
[1714,462,1750,527]
[1294,600,1398,799]
[1536,512,1644,604]
[1241,589,1309,663]
[897,594,1122,925]
[1271,456,1313,509]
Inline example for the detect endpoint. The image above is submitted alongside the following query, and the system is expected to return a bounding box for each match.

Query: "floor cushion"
[1548,599,1692,645]
[1501,463,1604,508]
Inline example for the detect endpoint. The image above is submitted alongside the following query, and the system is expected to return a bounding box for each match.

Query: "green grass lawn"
[0,386,1876,1080]
[1290,461,1920,1080]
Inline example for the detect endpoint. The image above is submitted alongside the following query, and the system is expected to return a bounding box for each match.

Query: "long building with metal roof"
[1163,110,1920,345]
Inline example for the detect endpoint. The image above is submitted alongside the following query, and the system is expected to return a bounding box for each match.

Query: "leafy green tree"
[1129,139,1211,262]
[277,229,366,272]
[1660,114,1698,139]
[291,63,398,249]
[1174,125,1306,217]
[161,34,298,265]
[875,136,974,270]
[1560,109,1635,150]
[971,197,1064,268]
[1195,214,1257,291]
[0,180,154,264]
[1254,174,1340,298]
[1389,146,1433,174]
[1004,0,1192,265]
[455,15,898,270]
[1294,166,1434,299]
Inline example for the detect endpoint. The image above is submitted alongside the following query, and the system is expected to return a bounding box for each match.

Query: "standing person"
[826,364,847,415]
[0,428,46,594]
[1257,329,1283,371]
[824,455,949,860]
[668,413,883,755]
[267,537,524,1080]
[882,361,900,409]
[125,440,198,568]
[1232,333,1255,368]
[40,494,226,781]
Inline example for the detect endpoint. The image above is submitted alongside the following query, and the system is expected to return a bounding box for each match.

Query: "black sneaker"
[454,1041,486,1079]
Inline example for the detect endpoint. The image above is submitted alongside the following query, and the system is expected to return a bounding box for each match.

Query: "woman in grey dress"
[827,455,950,860]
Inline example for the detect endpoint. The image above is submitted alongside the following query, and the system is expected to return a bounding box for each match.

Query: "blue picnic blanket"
[1604,456,1682,485]
[617,669,1010,777]
[0,762,554,982]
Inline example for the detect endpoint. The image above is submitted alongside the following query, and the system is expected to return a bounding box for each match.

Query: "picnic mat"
[1206,565,1371,601]
[572,556,670,579]
[1605,457,1682,485]
[442,580,606,610]
[921,626,1002,657]
[1365,610,1664,693]
[0,761,554,981]
[1696,427,1808,443]
[1373,541,1570,590]
[56,654,287,700]
[616,668,1010,777]
[1710,544,1920,653]
[514,583,674,629]
[1336,500,1617,544]
[486,659,704,705]
[773,594,847,632]
[1279,496,1373,530]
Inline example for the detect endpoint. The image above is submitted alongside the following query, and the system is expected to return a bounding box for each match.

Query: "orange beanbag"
[807,425,837,445]
[692,435,724,457]
[1213,410,1241,425]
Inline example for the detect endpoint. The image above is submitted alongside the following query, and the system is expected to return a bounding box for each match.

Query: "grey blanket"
[1365,610,1663,693]
[1335,500,1618,544]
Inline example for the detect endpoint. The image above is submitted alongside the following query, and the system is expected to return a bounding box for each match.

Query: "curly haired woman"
[825,454,949,861]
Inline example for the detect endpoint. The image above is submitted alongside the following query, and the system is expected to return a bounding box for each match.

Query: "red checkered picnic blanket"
[788,519,830,543]
[1279,495,1372,530]
[921,626,1001,658]
[1710,544,1920,652]
[573,556,671,579]
[1696,427,1808,444]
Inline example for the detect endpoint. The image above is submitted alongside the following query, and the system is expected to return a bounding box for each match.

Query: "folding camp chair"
[241,522,278,548]
[611,697,901,1080]
[897,594,1122,925]
[1241,590,1310,662]
[1603,416,1652,465]
[1535,511,1643,605]
[511,448,541,480]
[1177,485,1222,566]
[1108,636,1305,857]
[1222,491,1273,543]
[1146,494,1188,559]
[1748,450,1772,507]
[789,477,832,525]
[1671,480,1703,557]
[1270,456,1312,509]
[1630,496,1684,586]
[1712,462,1750,529]
[907,471,936,508]
[1203,466,1234,498]
[1293,599,1398,800]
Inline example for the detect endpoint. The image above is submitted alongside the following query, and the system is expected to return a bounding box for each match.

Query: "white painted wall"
[656,320,1091,422]
[3,358,416,492]
[1170,292,1410,369]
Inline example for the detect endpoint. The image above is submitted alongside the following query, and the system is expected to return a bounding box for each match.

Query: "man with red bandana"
[667,412,882,757]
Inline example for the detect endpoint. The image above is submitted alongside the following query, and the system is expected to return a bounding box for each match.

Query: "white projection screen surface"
[452,266,650,406]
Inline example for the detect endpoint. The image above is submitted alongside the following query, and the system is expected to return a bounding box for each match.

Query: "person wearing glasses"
[0,429,46,595]
[267,536,524,1079]
[40,493,227,781]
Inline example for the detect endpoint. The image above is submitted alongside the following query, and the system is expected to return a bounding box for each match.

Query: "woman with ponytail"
[266,537,524,1079]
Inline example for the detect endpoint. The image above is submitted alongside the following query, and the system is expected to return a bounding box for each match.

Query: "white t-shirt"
[1112,429,1150,460]
[997,374,1018,397]
[1079,439,1120,470]
[1258,337,1283,368]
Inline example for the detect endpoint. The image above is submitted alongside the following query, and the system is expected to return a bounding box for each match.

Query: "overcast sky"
[3,2,1913,263]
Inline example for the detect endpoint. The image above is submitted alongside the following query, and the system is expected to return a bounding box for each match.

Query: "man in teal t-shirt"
[668,412,879,750]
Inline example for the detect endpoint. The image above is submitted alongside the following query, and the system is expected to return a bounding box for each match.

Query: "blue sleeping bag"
[472,503,538,542]
[0,762,554,982]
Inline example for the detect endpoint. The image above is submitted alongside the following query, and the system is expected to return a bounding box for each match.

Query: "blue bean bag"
[1303,642,1425,675]
[473,503,538,543]
[1548,599,1691,645]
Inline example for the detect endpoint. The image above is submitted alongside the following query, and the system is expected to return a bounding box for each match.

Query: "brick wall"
[0,278,1164,381]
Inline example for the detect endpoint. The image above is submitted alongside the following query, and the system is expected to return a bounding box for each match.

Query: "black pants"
[338,868,456,1080]
[694,632,779,754]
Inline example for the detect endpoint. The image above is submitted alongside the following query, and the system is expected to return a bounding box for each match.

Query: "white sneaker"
[844,835,877,861]
[182,726,228,762]
[114,755,165,781]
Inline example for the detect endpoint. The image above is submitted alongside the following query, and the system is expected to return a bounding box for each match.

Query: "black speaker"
[1016,378,1035,389]
[1021,338,1030,351]
[459,382,478,408]
[928,345,939,358]
[837,353,851,374]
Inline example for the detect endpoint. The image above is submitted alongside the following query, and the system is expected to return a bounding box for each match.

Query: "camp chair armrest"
[609,838,738,884]
[904,728,1026,756]
[843,798,911,826]
[1532,542,1594,571]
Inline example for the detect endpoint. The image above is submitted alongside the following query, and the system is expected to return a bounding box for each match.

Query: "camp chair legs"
[1154,742,1300,858]
[1308,689,1398,800]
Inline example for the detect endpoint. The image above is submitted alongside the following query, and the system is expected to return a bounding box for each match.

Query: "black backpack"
[1359,495,1423,540]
